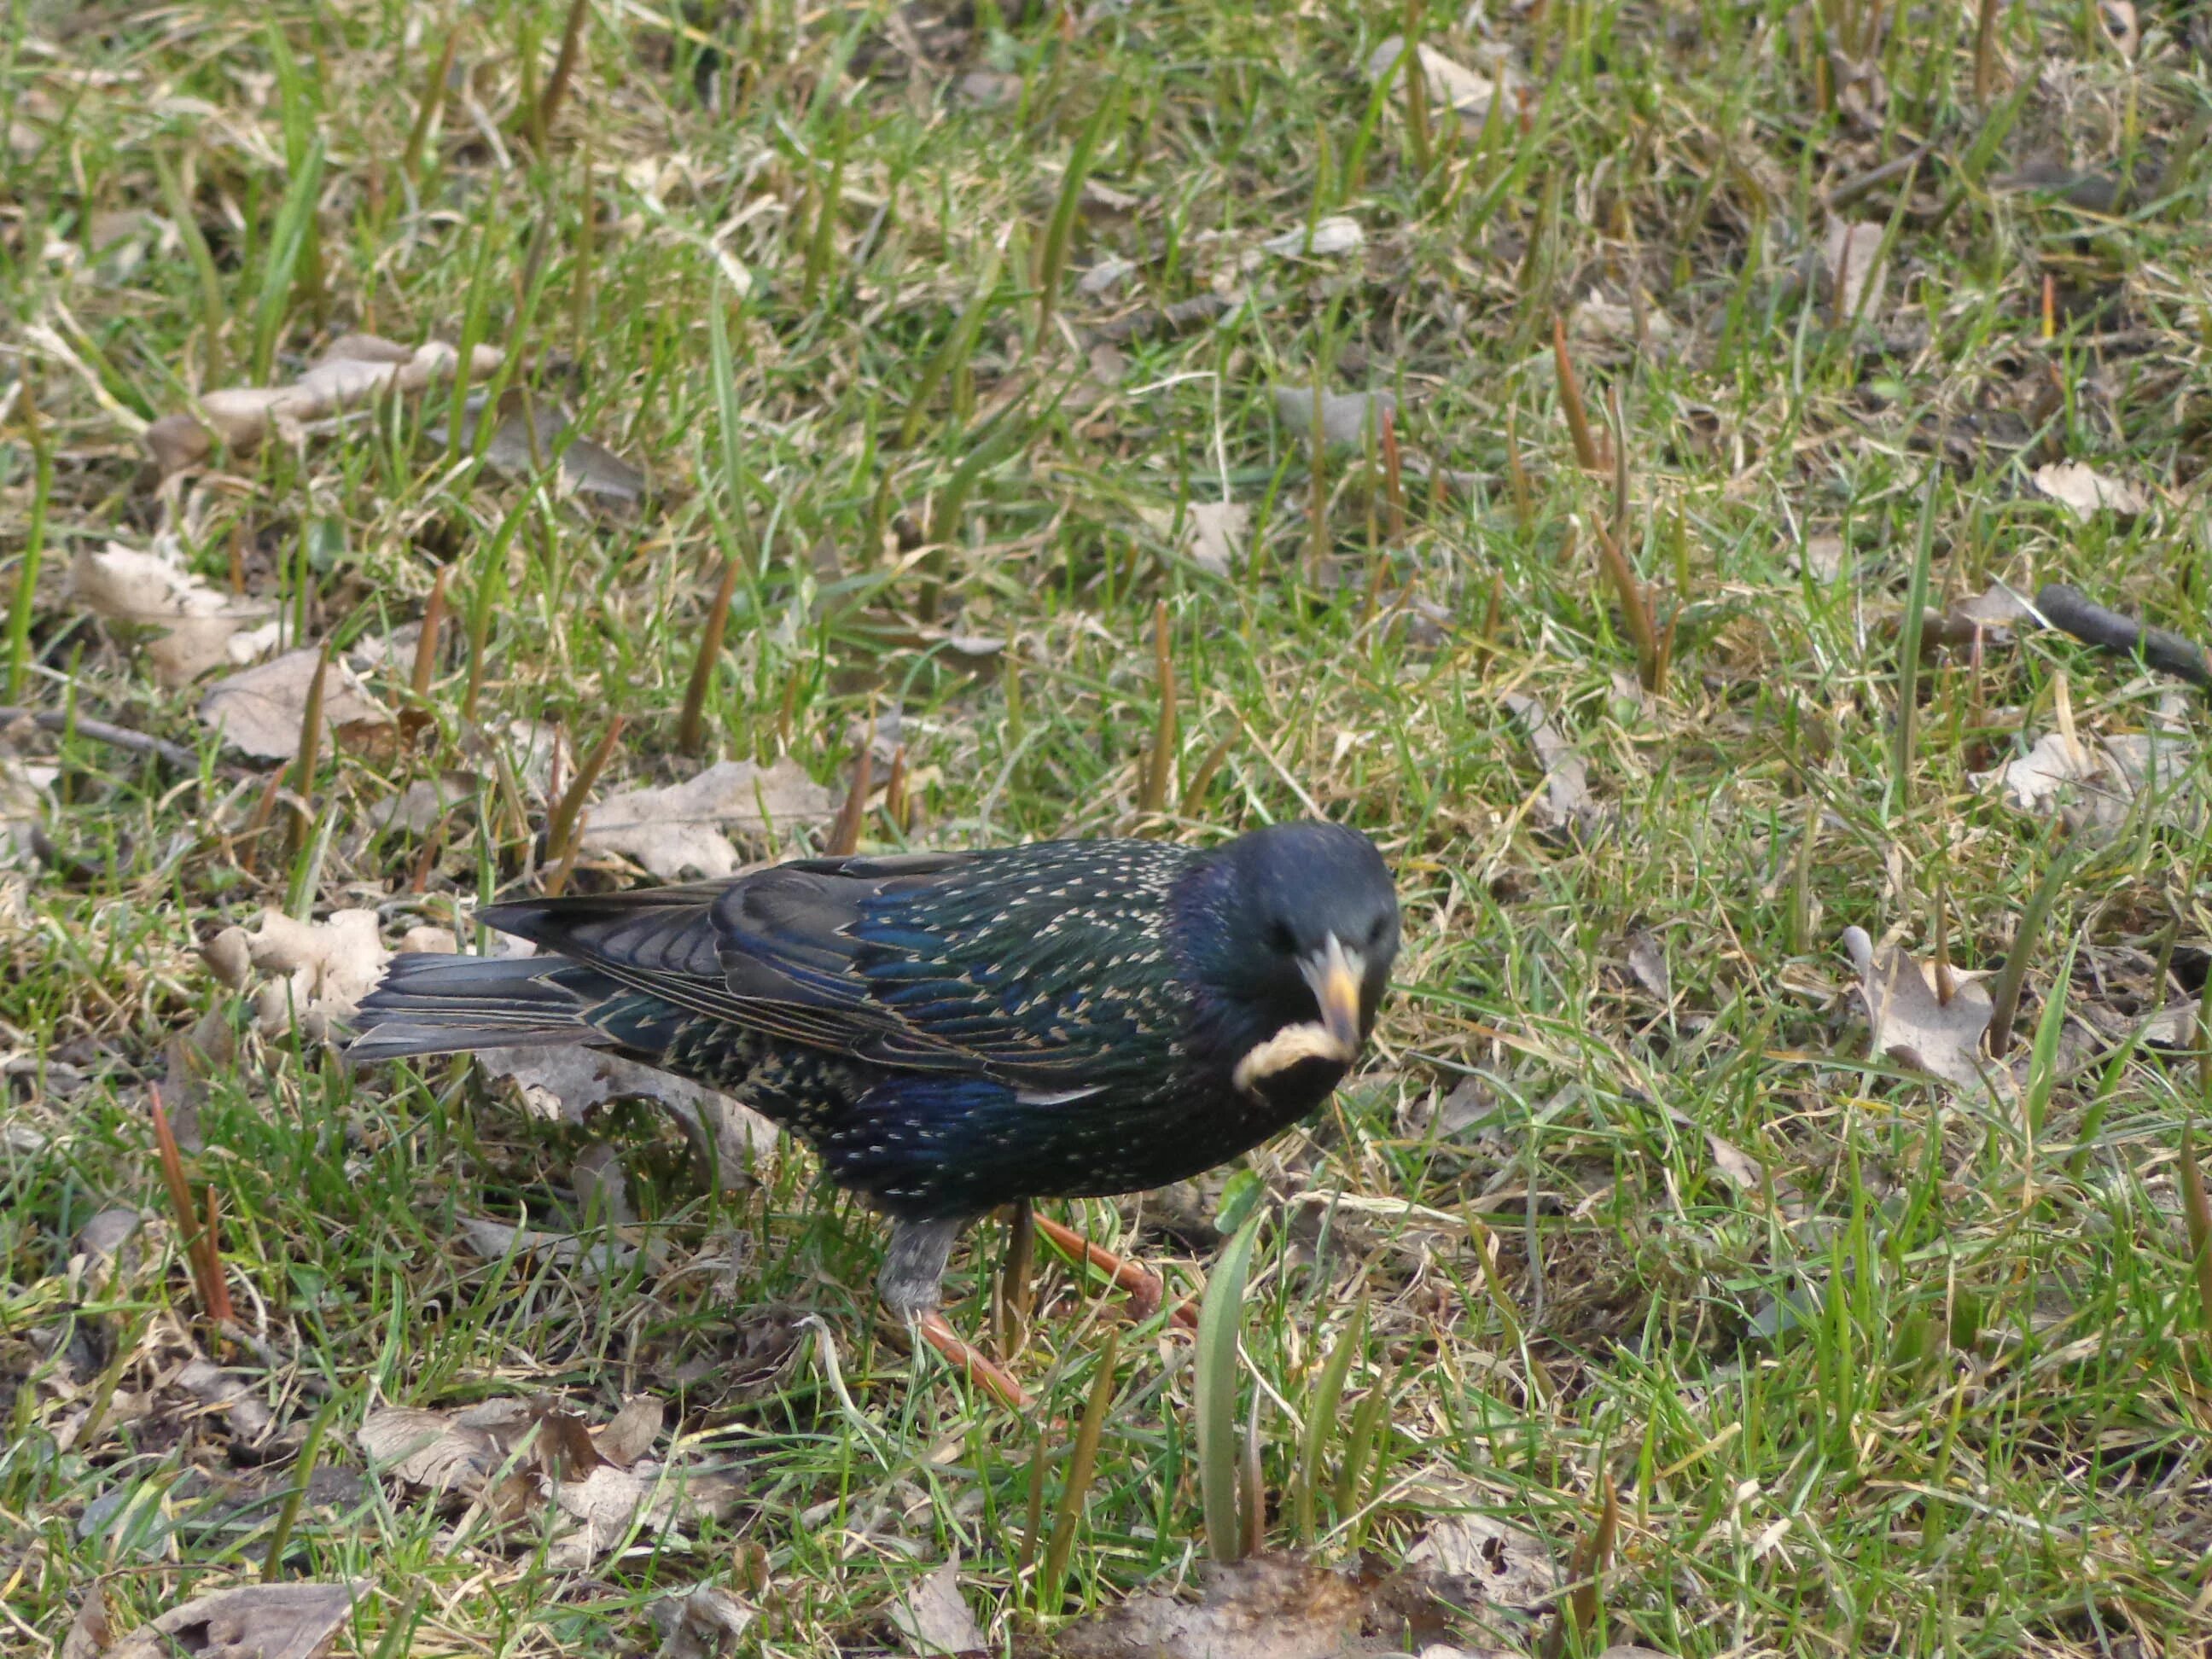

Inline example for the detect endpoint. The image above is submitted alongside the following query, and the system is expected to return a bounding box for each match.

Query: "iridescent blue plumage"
[350,821,1399,1366]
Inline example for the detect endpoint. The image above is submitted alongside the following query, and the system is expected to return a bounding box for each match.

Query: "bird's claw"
[917,1309,1030,1409]
[1032,1214,1197,1333]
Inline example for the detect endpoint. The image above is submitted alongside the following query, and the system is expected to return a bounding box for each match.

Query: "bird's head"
[1179,821,1400,1099]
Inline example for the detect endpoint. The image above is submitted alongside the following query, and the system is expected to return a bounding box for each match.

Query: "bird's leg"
[882,1215,1029,1409]
[1032,1212,1200,1331]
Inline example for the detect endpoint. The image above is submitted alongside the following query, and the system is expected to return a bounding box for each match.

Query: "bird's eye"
[1366,917,1390,946]
[1267,922,1297,956]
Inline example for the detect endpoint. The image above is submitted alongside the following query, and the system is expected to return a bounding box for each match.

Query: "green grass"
[4,0,2212,1651]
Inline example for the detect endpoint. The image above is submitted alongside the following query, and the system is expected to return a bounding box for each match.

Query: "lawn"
[3,0,2211,1652]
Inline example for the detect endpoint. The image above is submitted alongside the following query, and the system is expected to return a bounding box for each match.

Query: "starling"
[349,819,1399,1402]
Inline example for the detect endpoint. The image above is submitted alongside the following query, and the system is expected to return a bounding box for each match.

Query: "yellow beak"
[1302,934,1367,1059]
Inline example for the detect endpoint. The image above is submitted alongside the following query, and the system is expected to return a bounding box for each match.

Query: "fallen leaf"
[654,1585,757,1659]
[1402,1511,1559,1612]
[1823,219,1888,324]
[199,648,391,760]
[1502,694,1598,835]
[1784,534,1846,581]
[1841,927,1993,1092]
[233,908,392,1040]
[1080,256,1138,296]
[61,1584,110,1659]
[447,389,646,502]
[1272,386,1397,453]
[596,1394,664,1466]
[1976,727,2189,835]
[1365,35,1514,126]
[70,541,278,686]
[145,335,502,474]
[1703,1134,1765,1194]
[370,772,480,835]
[474,1043,781,1183]
[1260,215,1364,257]
[457,1214,637,1271]
[173,1359,275,1443]
[107,1581,362,1659]
[1624,928,1670,1004]
[581,757,836,879]
[1184,501,1251,578]
[890,1559,987,1656]
[2101,0,2139,54]
[0,755,56,864]
[2033,460,2151,520]
[1051,1553,1371,1659]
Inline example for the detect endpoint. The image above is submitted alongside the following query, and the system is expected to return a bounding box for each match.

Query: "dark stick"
[0,706,207,771]
[2034,584,2212,691]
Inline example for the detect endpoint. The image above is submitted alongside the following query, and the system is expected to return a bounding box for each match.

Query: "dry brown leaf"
[363,1395,738,1567]
[230,908,392,1041]
[1624,928,1670,1004]
[1703,1134,1765,1194]
[1784,533,1845,581]
[1402,1512,1558,1611]
[474,1043,781,1183]
[1502,694,1598,834]
[1842,927,1993,1092]
[61,1584,111,1659]
[890,1559,987,1656]
[0,755,56,864]
[581,757,836,880]
[70,541,279,687]
[107,1581,361,1659]
[1976,728,2190,834]
[2033,460,2150,520]
[1260,216,1364,257]
[199,648,391,760]
[1365,35,1515,126]
[448,390,646,502]
[144,335,502,474]
[2101,0,2139,54]
[1185,502,1250,577]
[457,1214,637,1271]
[1051,1554,1371,1659]
[596,1394,664,1466]
[1272,387,1397,453]
[1822,219,1888,323]
[653,1585,757,1659]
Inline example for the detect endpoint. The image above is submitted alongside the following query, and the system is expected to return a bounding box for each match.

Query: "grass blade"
[1196,1210,1264,1563]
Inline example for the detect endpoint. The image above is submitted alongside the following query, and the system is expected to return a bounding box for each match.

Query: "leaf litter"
[70,540,279,687]
[98,1581,362,1659]
[1841,927,1993,1092]
[198,646,392,759]
[144,334,502,474]
[580,756,837,880]
[358,1392,738,1569]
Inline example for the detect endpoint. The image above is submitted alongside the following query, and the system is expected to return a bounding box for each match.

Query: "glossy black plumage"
[351,821,1399,1318]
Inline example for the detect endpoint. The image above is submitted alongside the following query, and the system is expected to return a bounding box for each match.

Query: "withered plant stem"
[827,748,873,857]
[538,0,591,137]
[1139,601,1178,818]
[543,715,624,888]
[678,556,743,754]
[1552,317,1604,473]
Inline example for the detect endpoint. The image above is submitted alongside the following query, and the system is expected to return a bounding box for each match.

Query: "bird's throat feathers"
[1170,856,1354,1110]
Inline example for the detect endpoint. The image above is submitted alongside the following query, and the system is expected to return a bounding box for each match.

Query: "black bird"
[349,820,1399,1403]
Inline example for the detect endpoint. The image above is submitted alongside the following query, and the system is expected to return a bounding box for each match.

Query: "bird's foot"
[1033,1214,1199,1332]
[917,1309,1030,1409]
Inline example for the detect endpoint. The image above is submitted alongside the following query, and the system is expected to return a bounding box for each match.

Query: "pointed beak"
[1301,934,1368,1059]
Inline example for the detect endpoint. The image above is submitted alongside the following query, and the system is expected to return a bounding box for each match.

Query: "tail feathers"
[347,952,621,1063]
